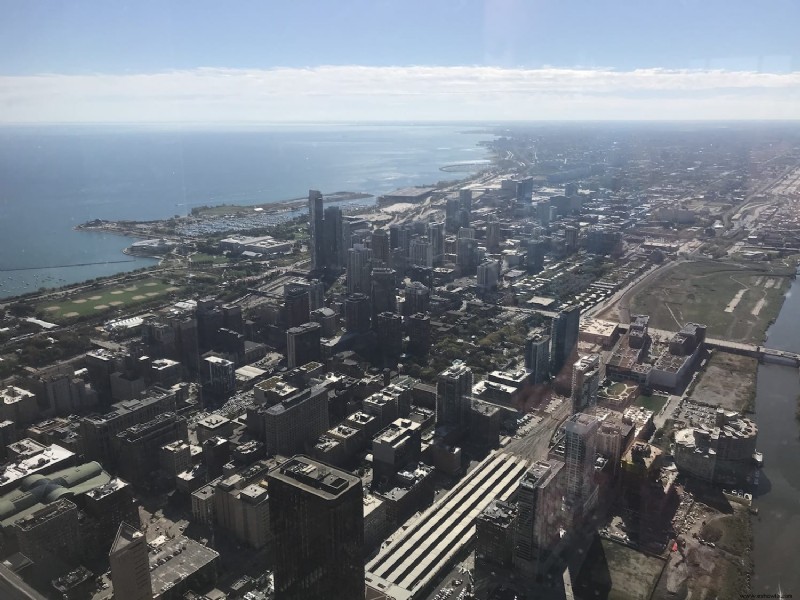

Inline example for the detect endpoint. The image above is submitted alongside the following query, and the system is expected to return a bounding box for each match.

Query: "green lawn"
[636,393,669,413]
[190,252,228,265]
[38,278,180,320]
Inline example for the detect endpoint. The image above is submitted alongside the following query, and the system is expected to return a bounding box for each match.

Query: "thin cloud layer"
[1,66,798,122]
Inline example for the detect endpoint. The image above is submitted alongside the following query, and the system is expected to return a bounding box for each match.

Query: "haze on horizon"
[1,0,799,123]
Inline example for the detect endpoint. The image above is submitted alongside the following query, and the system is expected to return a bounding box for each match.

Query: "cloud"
[1,65,799,123]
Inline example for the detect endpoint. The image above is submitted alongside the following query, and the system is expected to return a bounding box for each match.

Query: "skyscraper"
[308,190,324,271]
[571,354,601,414]
[550,304,581,375]
[486,216,501,251]
[286,322,322,368]
[477,260,499,291]
[436,361,473,426]
[445,197,461,233]
[563,413,600,527]
[409,236,433,268]
[370,267,397,318]
[344,293,371,334]
[284,284,311,329]
[513,460,565,579]
[404,281,430,315]
[525,331,551,384]
[375,312,403,363]
[347,244,372,294]
[268,456,364,600]
[427,222,444,265]
[526,239,546,274]
[321,205,343,271]
[371,228,390,264]
[407,313,431,356]
[109,523,153,600]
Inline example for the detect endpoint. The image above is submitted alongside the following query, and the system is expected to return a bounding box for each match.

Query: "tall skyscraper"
[458,189,472,229]
[571,354,601,414]
[477,260,500,291]
[109,523,153,600]
[526,239,546,274]
[375,312,403,363]
[268,456,364,600]
[370,267,397,318]
[550,304,581,375]
[445,197,461,233]
[486,216,501,251]
[323,205,344,271]
[404,281,430,315]
[564,226,579,253]
[347,244,372,294]
[371,228,390,264]
[286,322,322,368]
[284,284,311,329]
[456,236,480,275]
[436,361,473,426]
[525,331,551,385]
[409,236,433,268]
[513,460,565,579]
[563,413,600,527]
[407,313,431,356]
[309,190,324,271]
[427,222,444,265]
[344,293,371,334]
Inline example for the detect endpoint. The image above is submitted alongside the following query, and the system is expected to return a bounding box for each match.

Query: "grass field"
[190,252,228,265]
[38,278,179,320]
[630,261,791,343]
[635,392,669,413]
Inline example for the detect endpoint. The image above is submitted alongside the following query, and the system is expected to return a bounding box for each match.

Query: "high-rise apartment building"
[344,293,371,334]
[477,260,500,291]
[525,331,551,385]
[427,222,444,265]
[571,354,601,414]
[370,267,397,318]
[550,304,581,375]
[409,236,433,268]
[513,460,565,579]
[563,413,600,527]
[347,244,372,294]
[371,228,390,264]
[284,284,311,329]
[436,361,473,427]
[268,456,364,600]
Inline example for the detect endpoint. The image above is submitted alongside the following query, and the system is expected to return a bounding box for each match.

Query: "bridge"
[615,323,800,367]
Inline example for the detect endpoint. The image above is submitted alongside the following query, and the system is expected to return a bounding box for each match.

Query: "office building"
[526,239,546,274]
[404,281,430,315]
[15,498,82,565]
[286,322,322,368]
[550,304,580,375]
[477,260,500,291]
[323,205,343,270]
[476,500,517,568]
[372,418,422,487]
[375,312,403,363]
[115,412,188,487]
[344,293,371,334]
[445,197,461,233]
[203,355,236,402]
[311,307,338,338]
[436,361,473,427]
[268,456,364,600]
[565,226,578,252]
[309,189,324,271]
[525,330,551,385]
[407,313,431,356]
[371,267,397,318]
[409,237,433,268]
[456,236,480,275]
[428,222,445,265]
[248,386,329,456]
[571,354,601,414]
[513,460,566,579]
[109,523,153,600]
[347,244,372,294]
[284,284,311,329]
[371,229,390,264]
[564,413,600,527]
[486,216,501,251]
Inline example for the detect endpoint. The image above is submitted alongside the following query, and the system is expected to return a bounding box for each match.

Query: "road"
[505,397,571,462]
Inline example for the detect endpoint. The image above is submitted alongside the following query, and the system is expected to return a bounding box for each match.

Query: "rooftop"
[270,455,360,500]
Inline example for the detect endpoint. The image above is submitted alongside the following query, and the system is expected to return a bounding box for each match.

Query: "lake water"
[751,274,800,596]
[0,124,493,298]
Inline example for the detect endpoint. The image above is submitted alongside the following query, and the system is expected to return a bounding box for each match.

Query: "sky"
[1,0,799,122]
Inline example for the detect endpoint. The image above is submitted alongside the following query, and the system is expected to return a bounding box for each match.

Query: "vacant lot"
[39,278,179,320]
[630,261,790,343]
[690,351,758,412]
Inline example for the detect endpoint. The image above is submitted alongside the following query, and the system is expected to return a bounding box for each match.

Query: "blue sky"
[1,0,799,121]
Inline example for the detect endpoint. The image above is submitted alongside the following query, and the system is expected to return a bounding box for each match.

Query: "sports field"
[629,261,791,343]
[39,279,179,320]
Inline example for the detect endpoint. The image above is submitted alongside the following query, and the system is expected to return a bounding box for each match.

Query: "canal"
[752,275,800,596]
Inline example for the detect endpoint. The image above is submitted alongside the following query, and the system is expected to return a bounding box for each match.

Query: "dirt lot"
[575,538,665,600]
[689,350,758,412]
[629,261,790,343]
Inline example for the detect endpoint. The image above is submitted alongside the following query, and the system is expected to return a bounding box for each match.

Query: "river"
[751,274,800,596]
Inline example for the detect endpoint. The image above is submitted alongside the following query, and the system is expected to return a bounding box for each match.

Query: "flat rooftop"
[269,455,360,500]
[149,535,219,598]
